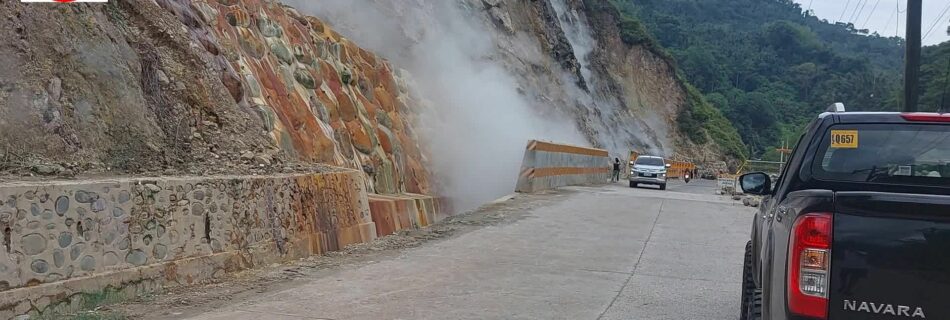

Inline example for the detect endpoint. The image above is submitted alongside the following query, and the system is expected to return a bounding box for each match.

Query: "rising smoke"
[284,0,587,211]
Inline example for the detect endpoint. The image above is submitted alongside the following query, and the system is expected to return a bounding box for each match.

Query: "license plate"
[641,173,655,177]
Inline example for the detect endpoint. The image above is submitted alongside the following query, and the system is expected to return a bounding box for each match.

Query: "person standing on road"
[612,158,621,182]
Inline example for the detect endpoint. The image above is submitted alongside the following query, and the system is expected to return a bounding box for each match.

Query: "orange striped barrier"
[516,140,611,193]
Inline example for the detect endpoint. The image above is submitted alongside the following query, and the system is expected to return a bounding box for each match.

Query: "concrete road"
[189,180,753,320]
[666,178,721,194]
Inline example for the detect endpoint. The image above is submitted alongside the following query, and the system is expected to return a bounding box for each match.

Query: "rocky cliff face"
[0,0,728,211]
[479,0,725,159]
[287,0,725,209]
[486,0,687,153]
[0,0,430,195]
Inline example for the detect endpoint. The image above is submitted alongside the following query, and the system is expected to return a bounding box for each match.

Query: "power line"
[839,0,853,22]
[850,0,869,23]
[848,0,863,22]
[923,1,950,40]
[882,6,897,34]
[881,0,906,38]
[862,0,882,28]
[847,0,861,22]
[894,0,907,37]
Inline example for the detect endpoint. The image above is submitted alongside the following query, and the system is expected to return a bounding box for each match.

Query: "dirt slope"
[0,0,732,203]
[0,0,430,195]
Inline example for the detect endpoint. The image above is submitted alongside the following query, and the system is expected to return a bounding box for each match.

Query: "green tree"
[608,0,907,156]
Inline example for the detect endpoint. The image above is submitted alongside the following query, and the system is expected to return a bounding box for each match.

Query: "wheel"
[740,241,762,320]
[659,184,667,190]
[629,181,637,188]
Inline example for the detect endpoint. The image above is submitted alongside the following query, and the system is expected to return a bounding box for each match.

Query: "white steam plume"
[283,0,588,211]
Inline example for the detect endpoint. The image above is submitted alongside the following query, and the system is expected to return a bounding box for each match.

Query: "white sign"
[719,178,736,189]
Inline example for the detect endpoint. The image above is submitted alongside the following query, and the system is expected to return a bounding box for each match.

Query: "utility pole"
[905,0,922,112]
[776,140,791,171]
[780,140,787,164]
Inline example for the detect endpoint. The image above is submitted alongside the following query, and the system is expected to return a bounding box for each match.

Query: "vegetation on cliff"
[585,0,747,160]
[609,0,917,160]
[918,42,950,112]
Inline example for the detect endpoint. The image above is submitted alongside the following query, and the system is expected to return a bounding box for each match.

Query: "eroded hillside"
[290,0,703,155]
[0,0,741,209]
[286,0,741,207]
[0,0,430,196]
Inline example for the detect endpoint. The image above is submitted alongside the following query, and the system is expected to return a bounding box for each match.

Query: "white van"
[629,156,670,190]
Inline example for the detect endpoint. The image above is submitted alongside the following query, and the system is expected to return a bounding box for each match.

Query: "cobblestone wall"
[0,170,378,318]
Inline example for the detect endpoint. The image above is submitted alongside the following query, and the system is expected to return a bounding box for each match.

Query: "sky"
[793,0,950,45]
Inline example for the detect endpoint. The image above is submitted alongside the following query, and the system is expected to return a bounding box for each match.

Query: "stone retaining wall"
[515,140,610,193]
[0,170,443,319]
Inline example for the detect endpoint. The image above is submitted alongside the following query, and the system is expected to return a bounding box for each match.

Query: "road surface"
[188,179,752,320]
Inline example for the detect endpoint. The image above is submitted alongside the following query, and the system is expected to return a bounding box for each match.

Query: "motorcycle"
[684,173,691,183]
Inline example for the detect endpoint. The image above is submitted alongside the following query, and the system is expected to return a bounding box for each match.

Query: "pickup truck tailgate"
[829,192,950,319]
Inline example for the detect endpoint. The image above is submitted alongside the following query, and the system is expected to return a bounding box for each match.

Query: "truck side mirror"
[739,172,772,195]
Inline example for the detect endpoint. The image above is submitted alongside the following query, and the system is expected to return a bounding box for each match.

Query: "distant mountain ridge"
[612,0,921,158]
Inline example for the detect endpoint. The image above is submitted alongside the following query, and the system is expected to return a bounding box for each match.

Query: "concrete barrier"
[367,193,446,237]
[368,198,399,237]
[515,140,610,193]
[0,170,390,319]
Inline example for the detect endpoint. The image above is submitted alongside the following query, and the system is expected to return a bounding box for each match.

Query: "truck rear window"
[812,124,950,187]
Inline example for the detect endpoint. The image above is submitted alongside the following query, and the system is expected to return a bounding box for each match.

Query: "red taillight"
[789,213,833,319]
[902,113,950,122]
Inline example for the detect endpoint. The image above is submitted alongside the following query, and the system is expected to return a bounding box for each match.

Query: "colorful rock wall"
[515,140,610,193]
[157,0,432,195]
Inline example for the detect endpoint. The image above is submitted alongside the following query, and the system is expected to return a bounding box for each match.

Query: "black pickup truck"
[738,109,950,320]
